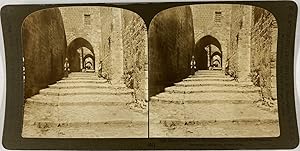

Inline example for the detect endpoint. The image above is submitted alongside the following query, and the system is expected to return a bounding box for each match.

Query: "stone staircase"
[22,72,148,138]
[149,70,279,137]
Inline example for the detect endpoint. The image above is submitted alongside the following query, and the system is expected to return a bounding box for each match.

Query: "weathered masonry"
[23,7,148,103]
[59,7,148,102]
[148,6,195,97]
[22,8,67,99]
[148,5,278,103]
[149,4,279,137]
[22,7,148,138]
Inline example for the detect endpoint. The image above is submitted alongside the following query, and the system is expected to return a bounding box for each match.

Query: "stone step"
[63,76,101,80]
[149,120,280,137]
[193,73,225,77]
[69,72,95,74]
[39,87,134,96]
[85,69,95,73]
[151,97,254,104]
[194,71,224,75]
[212,67,222,70]
[68,72,97,77]
[26,94,133,106]
[22,103,148,138]
[196,70,223,73]
[183,77,234,82]
[151,92,261,104]
[48,83,124,89]
[57,79,108,84]
[164,86,260,93]
[23,103,147,124]
[189,74,227,78]
[175,81,253,87]
[149,103,279,126]
[150,97,255,104]
[23,122,148,138]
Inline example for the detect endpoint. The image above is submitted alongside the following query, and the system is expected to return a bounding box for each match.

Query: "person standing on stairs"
[190,55,196,75]
[98,61,103,78]
[64,58,70,77]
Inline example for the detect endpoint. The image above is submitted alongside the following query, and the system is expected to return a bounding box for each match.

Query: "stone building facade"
[59,7,102,74]
[59,7,148,102]
[191,4,232,71]
[22,8,67,98]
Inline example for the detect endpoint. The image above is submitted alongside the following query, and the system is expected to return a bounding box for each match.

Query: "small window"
[84,14,91,25]
[214,11,222,23]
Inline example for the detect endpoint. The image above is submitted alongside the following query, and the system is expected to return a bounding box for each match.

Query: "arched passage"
[67,37,95,72]
[85,61,93,70]
[195,35,222,70]
[83,54,95,71]
[210,51,222,68]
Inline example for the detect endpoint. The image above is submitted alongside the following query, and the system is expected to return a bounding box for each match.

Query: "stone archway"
[83,54,95,71]
[210,51,222,69]
[67,37,94,72]
[195,35,222,70]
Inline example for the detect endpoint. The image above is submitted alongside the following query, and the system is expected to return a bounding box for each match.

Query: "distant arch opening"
[83,54,95,71]
[195,35,222,70]
[67,37,95,72]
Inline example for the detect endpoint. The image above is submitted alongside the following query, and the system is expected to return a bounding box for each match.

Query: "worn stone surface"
[22,8,67,99]
[150,70,279,137]
[22,72,148,138]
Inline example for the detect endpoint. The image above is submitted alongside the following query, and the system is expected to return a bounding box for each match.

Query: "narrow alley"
[21,7,148,138]
[148,4,279,137]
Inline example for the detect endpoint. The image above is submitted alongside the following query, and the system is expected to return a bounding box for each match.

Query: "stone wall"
[22,8,67,99]
[190,4,277,102]
[99,7,113,80]
[227,5,252,81]
[250,7,278,100]
[60,6,147,102]
[59,7,102,73]
[149,6,194,96]
[122,10,148,101]
[191,4,232,70]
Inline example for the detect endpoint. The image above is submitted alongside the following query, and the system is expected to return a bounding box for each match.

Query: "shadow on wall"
[22,8,67,99]
[148,6,195,97]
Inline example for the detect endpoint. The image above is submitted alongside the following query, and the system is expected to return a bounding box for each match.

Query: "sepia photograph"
[148,4,279,137]
[1,0,300,150]
[21,6,148,138]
